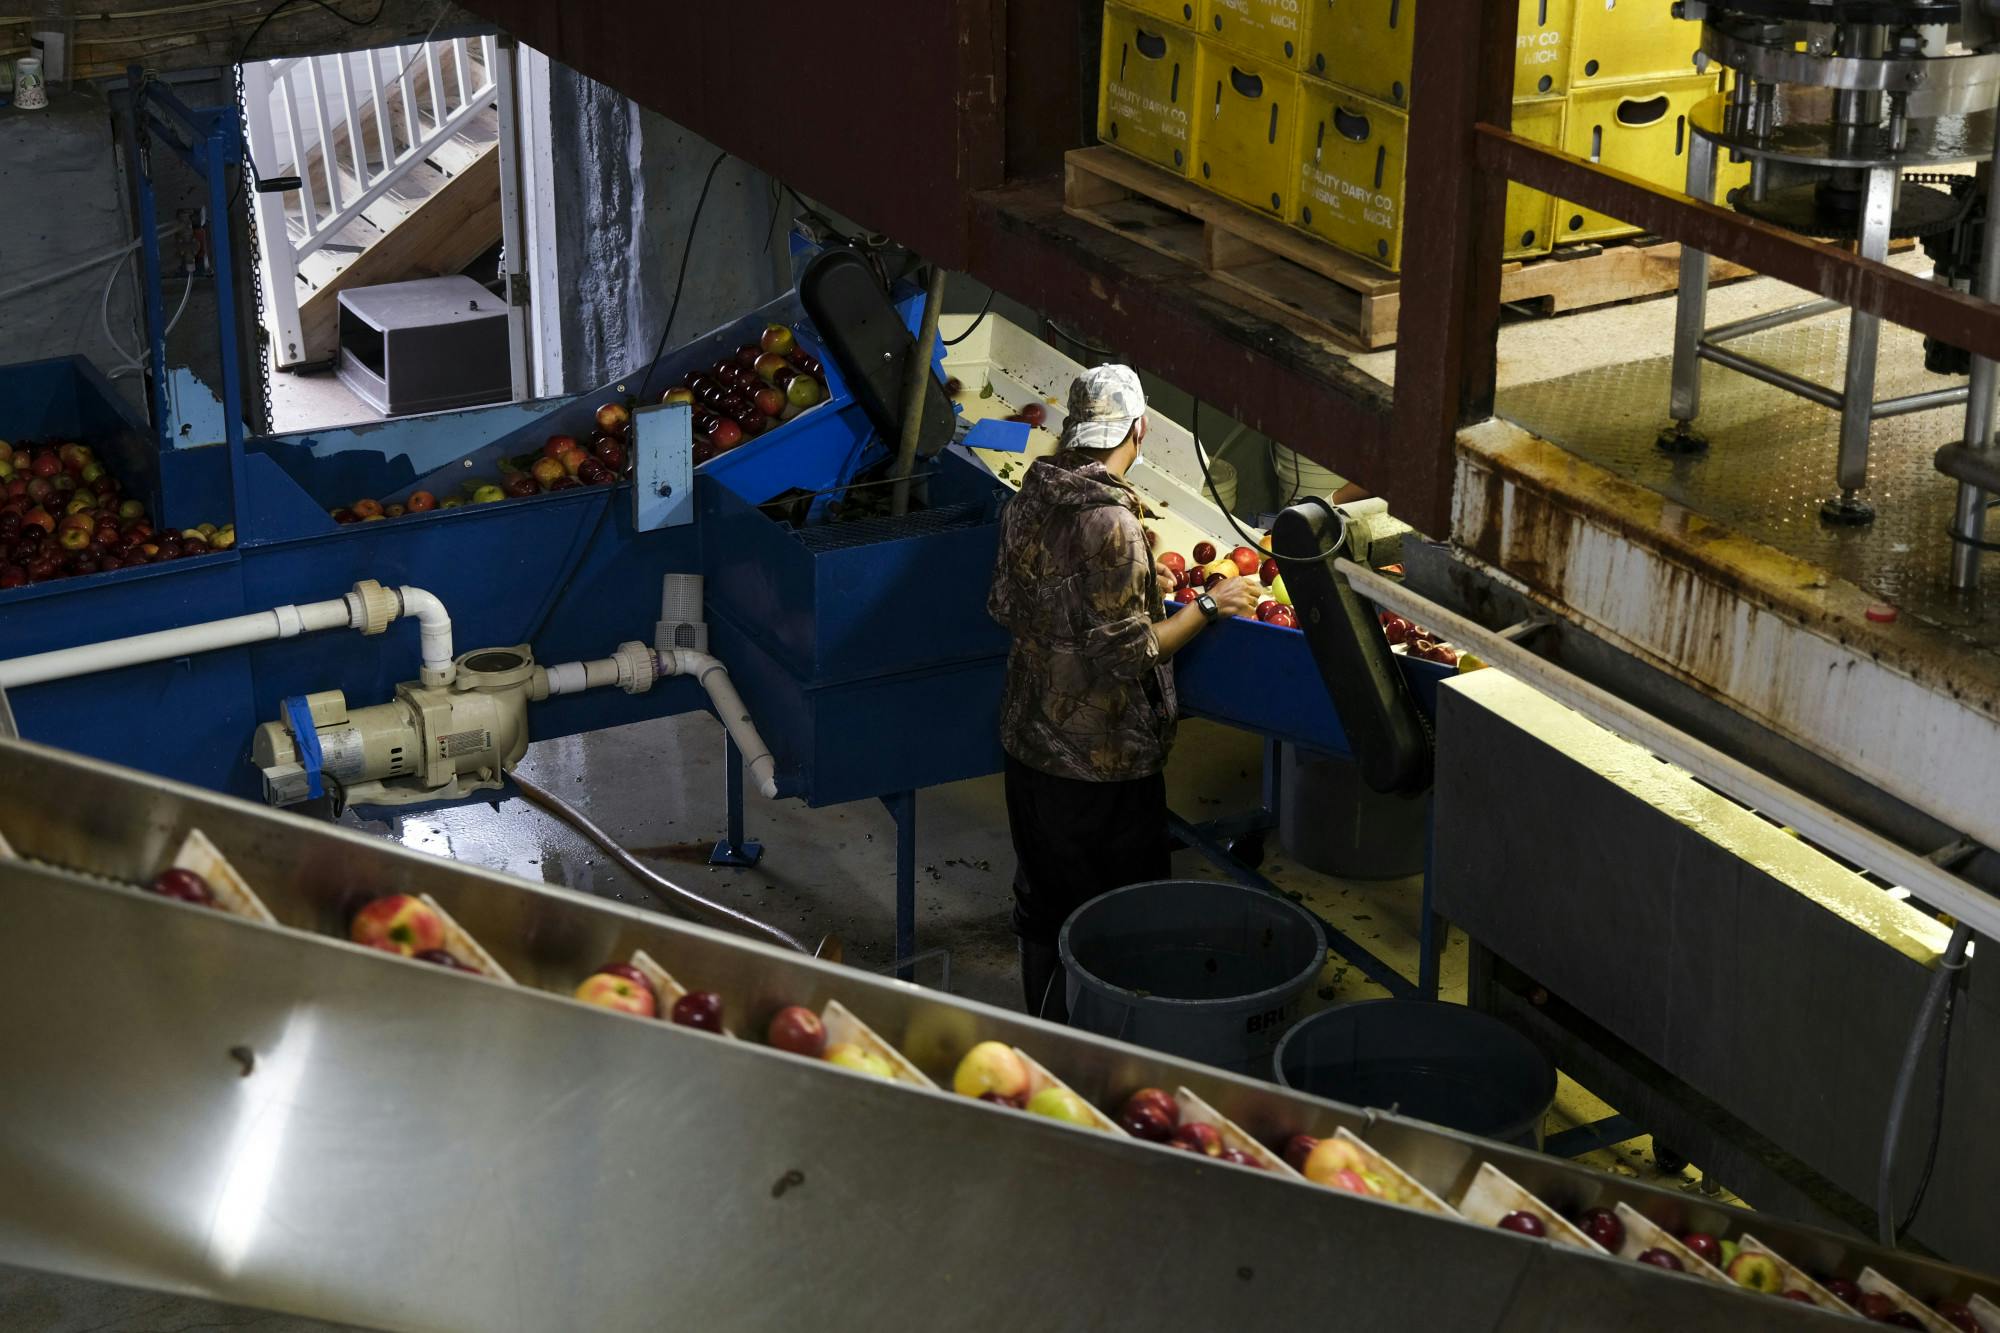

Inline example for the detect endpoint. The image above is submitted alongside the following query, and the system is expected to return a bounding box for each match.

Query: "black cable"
[1188,399,1349,568]
[1896,975,1961,1234]
[240,0,389,64]
[636,150,730,405]
[524,150,733,650]
[1876,922,1973,1247]
[943,289,995,347]
[1045,318,1117,360]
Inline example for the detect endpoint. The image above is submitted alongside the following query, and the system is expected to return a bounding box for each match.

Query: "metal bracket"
[632,401,694,532]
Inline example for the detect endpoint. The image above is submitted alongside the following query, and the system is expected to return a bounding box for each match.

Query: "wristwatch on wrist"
[1195,591,1220,622]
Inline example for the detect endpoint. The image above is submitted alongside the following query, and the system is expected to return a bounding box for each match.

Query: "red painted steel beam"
[1477,125,2000,363]
[1387,0,1518,538]
[454,0,1004,268]
[969,182,1397,505]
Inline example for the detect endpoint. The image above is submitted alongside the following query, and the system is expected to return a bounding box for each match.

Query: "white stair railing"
[244,37,500,368]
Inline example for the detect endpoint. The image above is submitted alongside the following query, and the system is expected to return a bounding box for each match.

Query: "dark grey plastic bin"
[1273,1000,1557,1148]
[1058,880,1325,1077]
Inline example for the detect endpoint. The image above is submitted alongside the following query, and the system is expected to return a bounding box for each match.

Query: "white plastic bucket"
[1272,444,1346,503]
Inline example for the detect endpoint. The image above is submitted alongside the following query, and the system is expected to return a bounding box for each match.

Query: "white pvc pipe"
[658,649,780,799]
[0,582,452,691]
[0,597,357,690]
[541,657,620,697]
[396,585,454,684]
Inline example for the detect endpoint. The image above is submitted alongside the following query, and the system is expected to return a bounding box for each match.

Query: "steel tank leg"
[1949,156,2000,590]
[1823,165,1898,525]
[879,790,917,979]
[1660,133,1718,454]
[709,733,764,867]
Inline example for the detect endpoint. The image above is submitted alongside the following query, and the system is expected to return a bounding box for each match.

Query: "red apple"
[1636,1249,1684,1272]
[591,438,627,470]
[1173,587,1199,604]
[575,967,657,1018]
[1158,551,1187,577]
[596,402,632,437]
[1259,557,1279,586]
[1265,604,1297,628]
[413,948,476,972]
[1192,540,1217,565]
[734,342,764,368]
[711,418,745,450]
[662,386,697,407]
[1171,1122,1224,1157]
[330,508,357,524]
[1123,1087,1179,1126]
[503,473,540,498]
[1935,1302,1981,1332]
[753,352,790,384]
[670,990,725,1032]
[752,384,787,418]
[1280,1134,1319,1172]
[30,453,60,479]
[546,476,581,491]
[765,1005,828,1058]
[407,491,437,512]
[25,478,53,504]
[0,565,22,589]
[543,434,578,459]
[577,459,615,486]
[1577,1208,1623,1251]
[350,498,383,520]
[760,324,797,356]
[1227,545,1260,576]
[1823,1279,1862,1306]
[148,867,215,905]
[559,446,590,477]
[1118,1102,1176,1142]
[1855,1293,1899,1320]
[1018,401,1046,427]
[1498,1211,1547,1237]
[348,894,446,956]
[1218,1146,1258,1168]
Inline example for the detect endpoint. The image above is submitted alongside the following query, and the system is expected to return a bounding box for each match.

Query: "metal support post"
[709,732,764,867]
[1417,798,1443,1001]
[1950,150,2000,590]
[1823,164,1897,525]
[879,790,917,979]
[1660,133,1717,454]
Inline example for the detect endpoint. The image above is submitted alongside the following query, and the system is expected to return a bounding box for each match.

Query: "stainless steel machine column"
[1660,133,1719,454]
[1949,152,2000,591]
[1823,164,1898,524]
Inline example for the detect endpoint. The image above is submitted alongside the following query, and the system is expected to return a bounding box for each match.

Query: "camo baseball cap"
[1060,364,1147,452]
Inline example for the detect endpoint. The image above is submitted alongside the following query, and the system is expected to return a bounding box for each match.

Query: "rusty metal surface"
[1497,313,1998,641]
[1476,126,2000,363]
[454,0,1005,267]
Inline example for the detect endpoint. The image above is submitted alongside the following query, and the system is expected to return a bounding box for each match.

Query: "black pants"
[1004,754,1170,949]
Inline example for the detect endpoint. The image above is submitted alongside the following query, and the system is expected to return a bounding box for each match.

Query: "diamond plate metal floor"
[1496,311,2000,650]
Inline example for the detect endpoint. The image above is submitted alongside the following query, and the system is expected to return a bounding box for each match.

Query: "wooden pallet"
[1063,146,1756,351]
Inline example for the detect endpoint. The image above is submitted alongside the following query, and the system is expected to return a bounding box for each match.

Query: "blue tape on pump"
[283,695,324,800]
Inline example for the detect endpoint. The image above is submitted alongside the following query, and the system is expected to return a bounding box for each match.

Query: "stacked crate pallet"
[1090,0,1755,345]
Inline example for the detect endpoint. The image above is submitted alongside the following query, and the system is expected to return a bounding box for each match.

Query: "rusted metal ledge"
[1475,126,2000,363]
[1454,418,2000,852]
[969,180,1416,522]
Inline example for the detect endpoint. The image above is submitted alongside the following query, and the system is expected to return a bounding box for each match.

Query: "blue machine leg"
[710,732,764,867]
[1417,798,1444,1001]
[879,790,917,980]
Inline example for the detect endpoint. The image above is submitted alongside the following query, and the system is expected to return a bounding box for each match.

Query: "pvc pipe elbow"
[395,586,454,683]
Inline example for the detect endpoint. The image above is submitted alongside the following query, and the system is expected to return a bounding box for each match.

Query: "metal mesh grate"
[1496,313,2000,654]
[792,502,989,552]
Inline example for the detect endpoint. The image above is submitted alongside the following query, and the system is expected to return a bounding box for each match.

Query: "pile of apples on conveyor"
[329,403,640,524]
[1379,610,1459,666]
[0,439,232,588]
[660,323,828,466]
[1157,538,1298,628]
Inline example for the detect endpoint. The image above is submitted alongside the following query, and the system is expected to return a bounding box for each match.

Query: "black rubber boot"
[1019,937,1069,1025]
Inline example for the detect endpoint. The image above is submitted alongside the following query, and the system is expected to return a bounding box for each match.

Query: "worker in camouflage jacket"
[988,364,1259,1020]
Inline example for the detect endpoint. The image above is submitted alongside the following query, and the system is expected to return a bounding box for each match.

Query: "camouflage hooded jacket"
[987,450,1176,782]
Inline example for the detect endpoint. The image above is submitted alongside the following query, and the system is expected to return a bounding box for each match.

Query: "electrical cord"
[943,288,996,346]
[635,150,730,405]
[525,150,733,651]
[239,0,390,64]
[1188,399,1348,568]
[1876,921,1973,1247]
[1045,317,1117,360]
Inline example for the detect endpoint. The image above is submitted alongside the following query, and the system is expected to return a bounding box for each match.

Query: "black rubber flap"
[1272,499,1432,795]
[798,248,955,458]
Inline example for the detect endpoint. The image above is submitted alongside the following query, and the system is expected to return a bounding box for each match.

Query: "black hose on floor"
[509,768,815,957]
[1875,920,1973,1248]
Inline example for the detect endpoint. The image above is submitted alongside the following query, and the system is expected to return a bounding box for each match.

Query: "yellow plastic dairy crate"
[1100,4,1202,175]
[1194,39,1303,216]
[1517,0,1576,98]
[1294,84,1566,270]
[1569,0,1705,87]
[1199,0,1308,69]
[1556,74,1747,243]
[1298,1,1576,107]
[1124,0,1199,26]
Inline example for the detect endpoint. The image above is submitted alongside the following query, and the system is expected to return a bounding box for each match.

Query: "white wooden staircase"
[244,37,505,368]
